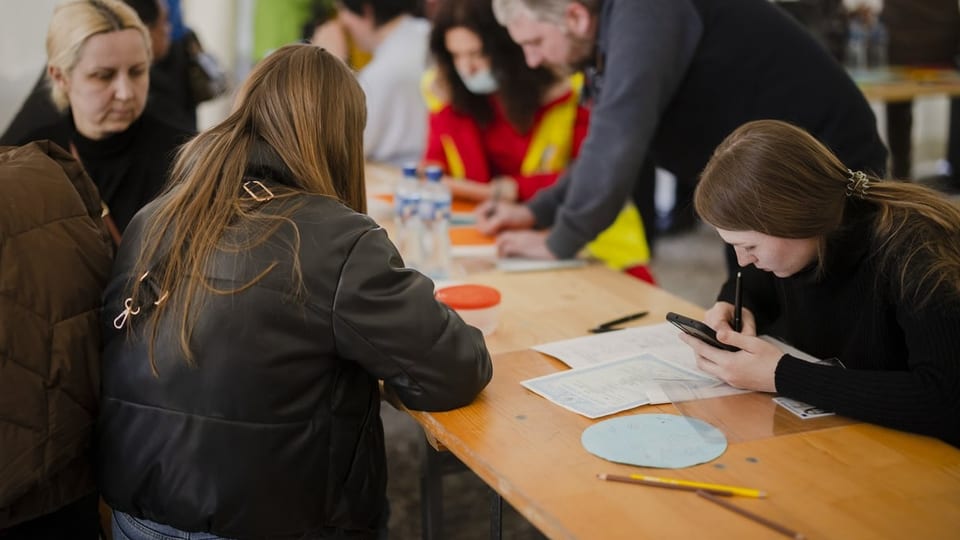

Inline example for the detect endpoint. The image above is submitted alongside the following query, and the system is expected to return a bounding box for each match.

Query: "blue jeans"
[112,511,232,540]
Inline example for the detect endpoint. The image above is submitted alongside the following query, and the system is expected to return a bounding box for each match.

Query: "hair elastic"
[845,169,870,198]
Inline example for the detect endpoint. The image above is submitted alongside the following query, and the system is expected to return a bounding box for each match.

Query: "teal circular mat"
[581,414,727,468]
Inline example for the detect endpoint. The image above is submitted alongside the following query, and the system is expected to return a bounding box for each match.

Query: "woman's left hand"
[677,330,783,392]
[496,230,554,259]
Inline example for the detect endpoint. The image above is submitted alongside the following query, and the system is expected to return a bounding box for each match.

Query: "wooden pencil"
[696,489,805,539]
[597,473,734,497]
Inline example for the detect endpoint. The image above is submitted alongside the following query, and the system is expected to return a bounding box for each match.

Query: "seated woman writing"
[423,0,653,281]
[683,119,960,447]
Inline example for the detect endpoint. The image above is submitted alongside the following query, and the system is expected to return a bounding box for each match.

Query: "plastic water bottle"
[395,163,423,268]
[868,20,888,68]
[419,165,452,280]
[845,19,868,70]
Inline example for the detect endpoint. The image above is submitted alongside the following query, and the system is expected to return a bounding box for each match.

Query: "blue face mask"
[457,68,499,95]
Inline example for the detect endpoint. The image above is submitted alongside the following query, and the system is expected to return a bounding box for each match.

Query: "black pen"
[589,311,649,333]
[486,182,503,219]
[733,271,742,333]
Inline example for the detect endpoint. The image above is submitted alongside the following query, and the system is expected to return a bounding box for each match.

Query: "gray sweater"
[528,0,887,258]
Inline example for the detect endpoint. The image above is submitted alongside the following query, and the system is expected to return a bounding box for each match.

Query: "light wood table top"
[370,161,960,538]
[403,347,960,540]
[396,265,960,539]
[450,263,704,355]
[365,161,399,190]
[855,66,960,102]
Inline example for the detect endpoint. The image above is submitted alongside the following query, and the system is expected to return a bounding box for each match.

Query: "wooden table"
[398,266,960,540]
[855,66,960,103]
[453,263,703,355]
[368,162,960,539]
[410,264,711,538]
[407,348,960,539]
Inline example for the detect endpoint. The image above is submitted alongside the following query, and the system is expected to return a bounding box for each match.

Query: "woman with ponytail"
[682,119,960,447]
[97,44,491,540]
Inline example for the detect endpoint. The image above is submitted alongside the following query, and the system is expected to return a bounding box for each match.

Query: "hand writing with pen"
[475,199,532,234]
[474,201,556,259]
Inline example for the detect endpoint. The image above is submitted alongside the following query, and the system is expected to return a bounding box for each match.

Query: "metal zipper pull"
[113,298,141,329]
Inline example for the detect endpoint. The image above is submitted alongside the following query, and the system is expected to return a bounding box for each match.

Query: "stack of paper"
[449,227,497,258]
[523,323,751,418]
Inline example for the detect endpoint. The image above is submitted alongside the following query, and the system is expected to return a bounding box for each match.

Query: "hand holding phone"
[666,312,740,352]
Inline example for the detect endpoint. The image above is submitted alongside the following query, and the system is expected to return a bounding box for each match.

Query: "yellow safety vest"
[422,70,649,268]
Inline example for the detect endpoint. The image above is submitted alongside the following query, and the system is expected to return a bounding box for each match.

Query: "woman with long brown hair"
[97,44,492,539]
[684,119,960,446]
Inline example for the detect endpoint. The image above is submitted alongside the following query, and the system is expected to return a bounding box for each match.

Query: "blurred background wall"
[0,0,954,178]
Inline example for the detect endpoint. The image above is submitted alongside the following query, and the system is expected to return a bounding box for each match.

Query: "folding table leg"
[489,488,502,540]
[419,440,445,540]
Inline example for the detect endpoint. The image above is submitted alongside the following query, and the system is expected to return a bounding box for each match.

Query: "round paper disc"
[581,414,727,468]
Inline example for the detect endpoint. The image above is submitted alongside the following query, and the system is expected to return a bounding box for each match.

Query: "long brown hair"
[128,44,367,372]
[695,119,960,304]
[431,0,557,132]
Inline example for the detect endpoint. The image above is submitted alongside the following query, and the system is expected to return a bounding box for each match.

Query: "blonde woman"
[19,0,191,235]
[684,119,960,446]
[98,44,492,539]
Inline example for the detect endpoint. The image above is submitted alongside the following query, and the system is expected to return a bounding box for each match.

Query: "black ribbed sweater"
[718,204,960,447]
[20,113,191,232]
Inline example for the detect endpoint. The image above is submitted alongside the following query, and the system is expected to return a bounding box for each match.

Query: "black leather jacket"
[97,166,492,539]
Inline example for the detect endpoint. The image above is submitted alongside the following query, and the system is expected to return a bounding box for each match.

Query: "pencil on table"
[697,489,805,540]
[597,473,766,498]
[597,473,734,497]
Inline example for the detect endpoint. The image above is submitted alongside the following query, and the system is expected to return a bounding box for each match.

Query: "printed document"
[522,354,716,418]
[526,322,826,411]
[532,322,700,370]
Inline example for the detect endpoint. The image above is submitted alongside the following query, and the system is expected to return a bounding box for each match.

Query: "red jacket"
[423,83,589,202]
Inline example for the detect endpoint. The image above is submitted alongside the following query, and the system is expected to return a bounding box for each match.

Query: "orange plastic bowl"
[435,284,502,336]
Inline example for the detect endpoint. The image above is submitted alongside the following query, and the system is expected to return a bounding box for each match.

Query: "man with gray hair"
[478,0,887,272]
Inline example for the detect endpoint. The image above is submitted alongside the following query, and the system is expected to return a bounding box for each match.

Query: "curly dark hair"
[122,0,162,25]
[430,0,559,132]
[340,0,417,26]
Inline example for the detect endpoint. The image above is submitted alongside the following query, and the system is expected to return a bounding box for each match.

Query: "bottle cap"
[425,165,443,182]
[435,284,501,309]
[402,163,418,177]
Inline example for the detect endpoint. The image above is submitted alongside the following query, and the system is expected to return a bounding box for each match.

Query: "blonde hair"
[696,119,960,305]
[492,0,600,25]
[46,0,152,111]
[129,44,367,373]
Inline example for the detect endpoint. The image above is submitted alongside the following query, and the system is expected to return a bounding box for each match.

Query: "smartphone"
[666,312,740,352]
